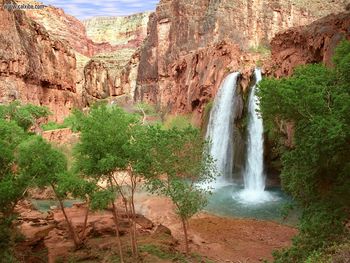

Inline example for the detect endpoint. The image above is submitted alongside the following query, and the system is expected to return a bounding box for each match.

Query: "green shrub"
[140,244,173,260]
[42,121,67,131]
[163,115,193,130]
[204,101,213,120]
[258,40,350,262]
[135,102,157,116]
[0,101,50,131]
[41,109,85,132]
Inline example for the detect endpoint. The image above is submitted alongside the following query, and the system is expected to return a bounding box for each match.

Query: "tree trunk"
[109,176,124,263]
[111,200,125,263]
[181,218,189,254]
[123,196,136,256]
[58,198,80,248]
[79,201,90,241]
[130,174,138,257]
[51,184,80,248]
[129,200,138,257]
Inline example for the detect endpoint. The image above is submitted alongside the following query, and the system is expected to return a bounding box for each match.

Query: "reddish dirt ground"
[189,214,297,263]
[136,194,298,263]
[18,193,297,263]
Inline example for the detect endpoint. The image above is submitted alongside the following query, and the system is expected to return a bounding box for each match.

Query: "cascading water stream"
[244,68,265,191]
[202,69,284,216]
[238,68,273,203]
[205,72,240,189]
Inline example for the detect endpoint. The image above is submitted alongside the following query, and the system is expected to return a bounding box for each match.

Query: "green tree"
[145,126,216,254]
[257,40,350,262]
[55,171,97,244]
[0,119,28,258]
[17,136,91,249]
[0,101,50,131]
[0,102,50,258]
[74,104,139,262]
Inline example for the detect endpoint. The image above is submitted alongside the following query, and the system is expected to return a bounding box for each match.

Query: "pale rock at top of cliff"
[15,0,96,57]
[82,12,151,47]
[17,0,151,103]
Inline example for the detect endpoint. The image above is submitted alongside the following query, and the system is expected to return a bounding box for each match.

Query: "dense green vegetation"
[5,40,349,263]
[257,40,350,262]
[0,101,215,262]
[163,114,194,130]
[0,102,50,260]
[74,105,215,258]
[144,125,215,253]
[41,108,85,132]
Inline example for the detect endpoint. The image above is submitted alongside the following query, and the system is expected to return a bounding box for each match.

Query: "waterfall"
[244,68,265,191]
[206,72,240,188]
[238,68,272,203]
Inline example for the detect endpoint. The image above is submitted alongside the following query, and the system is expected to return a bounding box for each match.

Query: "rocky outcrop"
[83,60,112,100]
[18,1,122,57]
[3,0,348,122]
[16,200,175,263]
[81,14,151,102]
[0,4,81,122]
[42,128,78,145]
[132,0,348,120]
[137,40,254,117]
[19,1,95,57]
[83,12,151,48]
[20,2,151,103]
[266,11,350,77]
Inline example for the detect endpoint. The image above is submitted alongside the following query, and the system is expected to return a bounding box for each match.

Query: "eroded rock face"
[42,128,79,145]
[133,0,347,120]
[83,60,112,100]
[2,0,348,122]
[19,1,95,57]
[21,2,151,103]
[266,11,350,77]
[0,4,81,122]
[83,13,151,48]
[82,14,151,102]
[137,40,254,118]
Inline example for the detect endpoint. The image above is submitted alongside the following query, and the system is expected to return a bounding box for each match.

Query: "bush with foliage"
[0,102,93,255]
[163,114,193,129]
[0,101,50,131]
[41,108,85,132]
[145,125,216,254]
[257,40,350,262]
[74,105,216,259]
[0,102,50,257]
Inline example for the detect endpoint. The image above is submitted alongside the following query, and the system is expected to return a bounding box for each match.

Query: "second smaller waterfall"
[244,68,265,191]
[238,68,273,203]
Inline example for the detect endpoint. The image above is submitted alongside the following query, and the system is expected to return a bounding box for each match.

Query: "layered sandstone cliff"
[2,0,349,122]
[18,1,123,57]
[0,3,81,121]
[267,11,350,77]
[82,15,151,102]
[18,1,150,103]
[83,13,151,47]
[132,0,348,120]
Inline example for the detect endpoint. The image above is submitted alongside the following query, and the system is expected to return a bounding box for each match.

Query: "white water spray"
[205,72,240,189]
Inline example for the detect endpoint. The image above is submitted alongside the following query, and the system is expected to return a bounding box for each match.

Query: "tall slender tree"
[145,126,216,254]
